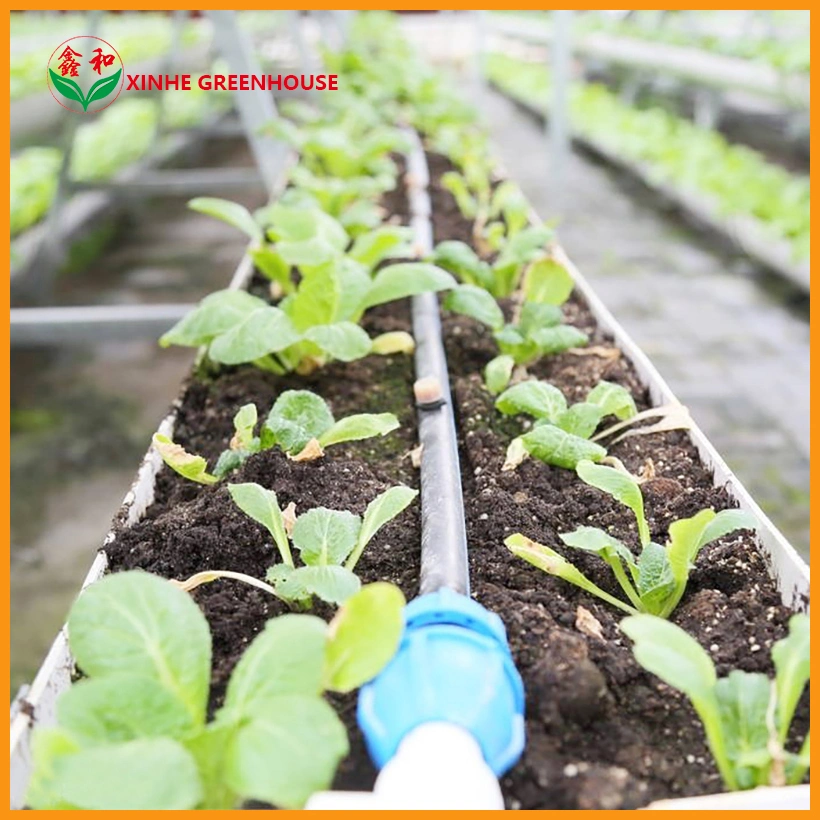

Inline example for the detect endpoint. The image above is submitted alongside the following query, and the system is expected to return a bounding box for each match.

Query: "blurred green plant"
[486,53,810,262]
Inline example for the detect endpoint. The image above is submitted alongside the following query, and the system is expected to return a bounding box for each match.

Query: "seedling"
[189,197,414,292]
[176,482,418,607]
[496,379,637,470]
[506,459,755,617]
[432,225,571,300]
[26,571,405,810]
[154,390,401,484]
[265,115,410,181]
[440,170,530,255]
[497,379,691,470]
[622,613,810,791]
[160,256,452,373]
[443,296,589,386]
[165,198,452,376]
[285,166,386,235]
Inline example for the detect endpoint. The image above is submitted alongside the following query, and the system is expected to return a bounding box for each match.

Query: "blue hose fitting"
[357,588,526,776]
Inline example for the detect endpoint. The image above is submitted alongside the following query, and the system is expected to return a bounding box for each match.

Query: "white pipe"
[306,723,505,810]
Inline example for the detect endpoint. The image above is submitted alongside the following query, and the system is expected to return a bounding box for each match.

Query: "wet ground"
[9,137,266,694]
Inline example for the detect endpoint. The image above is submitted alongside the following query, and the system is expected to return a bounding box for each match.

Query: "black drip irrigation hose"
[404,130,470,597]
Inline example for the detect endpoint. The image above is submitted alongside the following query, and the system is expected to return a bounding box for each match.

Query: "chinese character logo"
[47,36,123,113]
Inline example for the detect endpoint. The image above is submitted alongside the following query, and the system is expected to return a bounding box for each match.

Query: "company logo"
[47,36,124,113]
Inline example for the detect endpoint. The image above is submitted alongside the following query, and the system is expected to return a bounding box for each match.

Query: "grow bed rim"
[10,109,235,289]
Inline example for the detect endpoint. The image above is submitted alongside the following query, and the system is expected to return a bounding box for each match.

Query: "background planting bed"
[10,112,229,292]
[10,140,809,810]
[488,81,809,293]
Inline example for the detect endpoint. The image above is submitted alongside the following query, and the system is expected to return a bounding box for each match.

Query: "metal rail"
[10,304,193,346]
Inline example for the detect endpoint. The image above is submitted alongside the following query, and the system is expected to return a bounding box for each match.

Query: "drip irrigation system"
[307,133,525,810]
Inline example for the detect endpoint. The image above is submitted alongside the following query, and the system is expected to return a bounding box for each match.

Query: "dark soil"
[427,150,809,809]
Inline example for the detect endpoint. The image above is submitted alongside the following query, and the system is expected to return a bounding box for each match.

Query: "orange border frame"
[3,4,813,816]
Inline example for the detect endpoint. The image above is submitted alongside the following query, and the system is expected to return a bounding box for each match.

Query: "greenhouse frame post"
[206,10,283,197]
[548,10,572,213]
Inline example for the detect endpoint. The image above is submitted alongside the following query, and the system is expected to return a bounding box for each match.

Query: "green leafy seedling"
[432,225,563,300]
[442,296,588,390]
[26,571,405,810]
[621,613,809,791]
[506,460,756,617]
[179,483,418,607]
[160,255,452,374]
[154,390,401,484]
[496,379,637,470]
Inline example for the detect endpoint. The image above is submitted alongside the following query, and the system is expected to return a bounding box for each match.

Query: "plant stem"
[252,355,287,375]
[344,536,368,573]
[607,557,644,611]
[696,696,739,791]
[586,583,641,616]
[789,731,810,785]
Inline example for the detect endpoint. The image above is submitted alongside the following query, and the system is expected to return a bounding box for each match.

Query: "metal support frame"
[10,304,193,346]
[13,10,298,342]
[548,10,572,213]
[207,9,284,198]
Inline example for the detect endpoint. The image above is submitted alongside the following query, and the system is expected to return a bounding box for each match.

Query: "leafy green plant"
[10,148,62,237]
[176,483,418,607]
[622,613,810,791]
[506,459,755,617]
[444,294,588,386]
[266,115,410,181]
[496,379,637,470]
[285,166,387,234]
[26,571,405,809]
[160,261,451,374]
[154,390,400,484]
[432,224,570,300]
[486,52,810,262]
[440,169,530,255]
[189,197,412,291]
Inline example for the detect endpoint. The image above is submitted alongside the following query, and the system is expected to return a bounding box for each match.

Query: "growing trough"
[489,15,810,111]
[9,134,809,809]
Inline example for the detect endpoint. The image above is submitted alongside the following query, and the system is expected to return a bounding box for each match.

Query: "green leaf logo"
[49,66,122,112]
[85,68,122,108]
[48,69,85,108]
